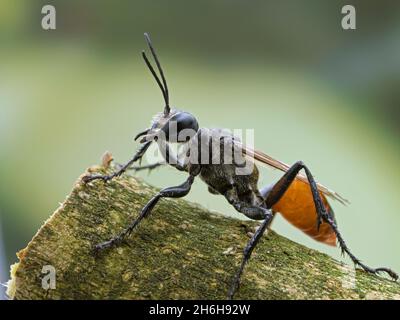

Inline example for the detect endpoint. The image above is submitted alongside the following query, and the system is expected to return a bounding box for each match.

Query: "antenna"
[142,33,170,115]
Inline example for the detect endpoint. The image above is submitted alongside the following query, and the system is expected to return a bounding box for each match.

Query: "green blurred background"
[1,0,399,299]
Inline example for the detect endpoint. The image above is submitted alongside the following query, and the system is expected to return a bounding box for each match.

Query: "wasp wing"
[237,143,349,205]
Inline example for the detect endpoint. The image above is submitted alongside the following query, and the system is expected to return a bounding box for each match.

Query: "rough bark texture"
[7,165,400,300]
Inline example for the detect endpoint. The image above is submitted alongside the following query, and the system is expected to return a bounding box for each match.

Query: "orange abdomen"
[272,180,336,246]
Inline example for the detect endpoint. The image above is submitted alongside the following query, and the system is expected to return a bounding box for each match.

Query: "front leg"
[94,173,197,252]
[82,141,152,184]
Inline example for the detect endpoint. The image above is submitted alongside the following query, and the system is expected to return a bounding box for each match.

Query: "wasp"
[83,33,398,299]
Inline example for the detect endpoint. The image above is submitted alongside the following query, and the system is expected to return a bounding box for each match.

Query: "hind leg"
[262,161,398,280]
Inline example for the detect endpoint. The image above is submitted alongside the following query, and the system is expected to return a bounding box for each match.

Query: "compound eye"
[161,112,199,142]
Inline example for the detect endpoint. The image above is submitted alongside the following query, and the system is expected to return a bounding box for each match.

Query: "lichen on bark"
[7,165,400,300]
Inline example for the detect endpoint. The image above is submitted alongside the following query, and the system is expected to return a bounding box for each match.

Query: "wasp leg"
[118,161,165,172]
[225,189,269,221]
[228,213,273,299]
[93,174,196,252]
[264,161,398,281]
[224,189,274,299]
[82,142,152,184]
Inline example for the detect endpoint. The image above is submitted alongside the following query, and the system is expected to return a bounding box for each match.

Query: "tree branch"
[7,164,400,299]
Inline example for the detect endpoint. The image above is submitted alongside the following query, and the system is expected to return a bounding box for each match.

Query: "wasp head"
[134,109,199,143]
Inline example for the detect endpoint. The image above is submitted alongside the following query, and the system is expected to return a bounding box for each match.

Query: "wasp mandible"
[83,33,398,299]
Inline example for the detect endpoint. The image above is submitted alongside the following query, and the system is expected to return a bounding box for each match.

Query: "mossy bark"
[7,165,400,300]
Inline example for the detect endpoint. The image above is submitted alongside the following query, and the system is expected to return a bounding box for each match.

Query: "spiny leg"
[82,141,152,184]
[265,160,398,280]
[228,215,273,299]
[119,161,165,173]
[94,174,196,252]
[224,188,274,299]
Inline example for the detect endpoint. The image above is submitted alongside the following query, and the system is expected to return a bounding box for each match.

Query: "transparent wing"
[235,142,349,205]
